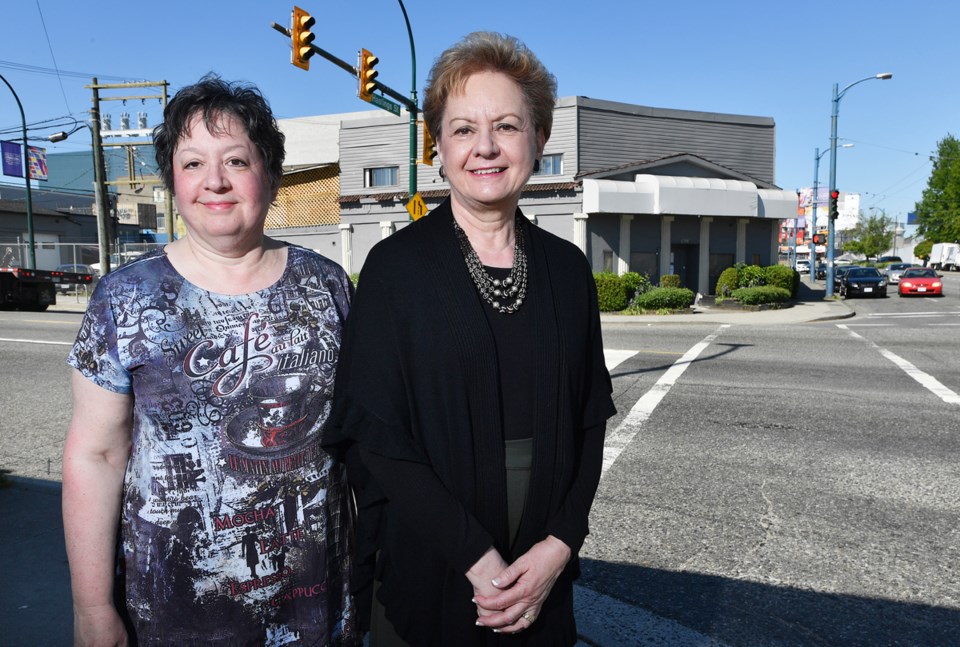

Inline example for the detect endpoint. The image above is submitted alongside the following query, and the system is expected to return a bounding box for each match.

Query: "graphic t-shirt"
[68,245,358,646]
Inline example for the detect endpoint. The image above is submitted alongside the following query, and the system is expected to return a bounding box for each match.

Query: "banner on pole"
[1,141,23,178]
[28,146,48,181]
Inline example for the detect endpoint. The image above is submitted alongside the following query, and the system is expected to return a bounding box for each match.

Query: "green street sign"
[370,93,400,116]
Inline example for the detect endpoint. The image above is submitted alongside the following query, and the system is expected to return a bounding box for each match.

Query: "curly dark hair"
[153,74,285,194]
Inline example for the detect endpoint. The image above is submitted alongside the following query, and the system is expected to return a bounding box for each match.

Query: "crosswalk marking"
[601,326,729,477]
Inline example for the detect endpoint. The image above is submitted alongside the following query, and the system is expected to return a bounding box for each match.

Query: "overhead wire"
[34,0,71,114]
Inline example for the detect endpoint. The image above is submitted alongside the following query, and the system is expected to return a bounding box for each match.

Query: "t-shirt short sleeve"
[66,277,132,394]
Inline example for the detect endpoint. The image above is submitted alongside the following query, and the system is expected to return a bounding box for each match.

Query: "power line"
[34,0,71,114]
[0,60,130,82]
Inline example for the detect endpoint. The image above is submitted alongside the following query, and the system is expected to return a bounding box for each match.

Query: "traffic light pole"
[825,73,893,297]
[397,0,418,204]
[826,83,840,298]
[811,147,821,283]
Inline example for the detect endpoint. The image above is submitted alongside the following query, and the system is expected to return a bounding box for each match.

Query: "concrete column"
[573,213,588,255]
[659,215,674,278]
[617,214,634,275]
[379,220,395,239]
[339,223,354,275]
[769,222,780,266]
[736,218,749,265]
[698,217,713,295]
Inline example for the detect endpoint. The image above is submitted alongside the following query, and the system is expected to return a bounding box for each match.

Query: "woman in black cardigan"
[329,31,616,646]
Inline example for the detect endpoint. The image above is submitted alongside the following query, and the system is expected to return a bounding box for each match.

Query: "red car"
[898,268,943,296]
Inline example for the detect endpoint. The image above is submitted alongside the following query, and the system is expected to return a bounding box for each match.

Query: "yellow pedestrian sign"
[406,192,428,220]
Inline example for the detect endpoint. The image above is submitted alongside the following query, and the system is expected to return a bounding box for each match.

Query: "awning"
[583,175,797,220]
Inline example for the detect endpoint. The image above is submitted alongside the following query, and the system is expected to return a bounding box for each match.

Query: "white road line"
[0,337,71,346]
[601,326,729,477]
[604,349,637,372]
[838,325,960,406]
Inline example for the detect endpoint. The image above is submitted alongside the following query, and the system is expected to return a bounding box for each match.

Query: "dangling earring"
[438,166,446,180]
[533,159,541,174]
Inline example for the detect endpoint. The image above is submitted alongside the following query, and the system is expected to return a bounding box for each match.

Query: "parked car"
[876,255,903,266]
[883,262,914,284]
[795,259,810,273]
[54,263,97,294]
[816,263,850,280]
[898,267,943,297]
[832,264,855,282]
[839,266,887,298]
[89,251,144,277]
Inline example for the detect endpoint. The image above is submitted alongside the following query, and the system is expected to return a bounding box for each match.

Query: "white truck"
[929,242,960,271]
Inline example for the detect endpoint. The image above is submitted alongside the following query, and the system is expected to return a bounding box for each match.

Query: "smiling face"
[172,112,276,254]
[437,71,545,219]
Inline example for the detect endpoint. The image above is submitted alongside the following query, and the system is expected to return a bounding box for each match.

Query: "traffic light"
[358,48,379,103]
[829,189,840,220]
[291,6,316,71]
[422,121,437,166]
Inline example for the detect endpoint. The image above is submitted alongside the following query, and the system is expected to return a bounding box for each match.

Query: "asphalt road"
[591,289,960,645]
[2,280,959,645]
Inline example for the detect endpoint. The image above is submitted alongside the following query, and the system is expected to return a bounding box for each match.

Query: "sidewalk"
[50,279,853,324]
[601,278,853,325]
[3,278,849,645]
[0,477,73,646]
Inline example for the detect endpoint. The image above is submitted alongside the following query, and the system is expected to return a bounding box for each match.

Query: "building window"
[365,166,398,188]
[533,154,562,176]
[602,249,614,273]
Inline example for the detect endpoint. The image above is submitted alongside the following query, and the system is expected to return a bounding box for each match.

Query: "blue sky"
[1,0,955,226]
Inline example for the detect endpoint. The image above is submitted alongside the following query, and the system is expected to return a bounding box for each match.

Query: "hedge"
[631,286,696,311]
[659,274,681,288]
[729,285,791,305]
[763,264,798,297]
[716,267,739,297]
[621,271,652,300]
[594,272,628,311]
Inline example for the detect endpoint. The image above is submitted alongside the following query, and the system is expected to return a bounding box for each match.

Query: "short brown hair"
[422,32,557,143]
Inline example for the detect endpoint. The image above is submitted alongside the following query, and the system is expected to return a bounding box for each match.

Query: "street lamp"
[825,72,893,297]
[809,143,853,283]
[0,72,36,269]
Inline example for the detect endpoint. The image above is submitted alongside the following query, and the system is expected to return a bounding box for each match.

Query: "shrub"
[730,285,791,305]
[621,271,652,300]
[737,264,766,288]
[631,286,696,311]
[659,274,681,288]
[715,267,739,297]
[594,272,628,312]
[763,264,797,297]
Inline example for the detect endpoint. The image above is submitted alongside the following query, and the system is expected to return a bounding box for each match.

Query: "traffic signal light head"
[359,48,379,103]
[422,122,437,166]
[291,6,316,71]
[829,189,840,220]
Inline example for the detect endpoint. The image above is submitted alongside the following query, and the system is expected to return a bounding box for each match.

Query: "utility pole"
[90,79,112,275]
[87,79,171,274]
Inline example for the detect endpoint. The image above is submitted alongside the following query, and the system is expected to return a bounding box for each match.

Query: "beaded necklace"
[452,216,528,314]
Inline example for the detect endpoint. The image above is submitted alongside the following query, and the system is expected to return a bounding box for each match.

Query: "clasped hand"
[465,536,571,634]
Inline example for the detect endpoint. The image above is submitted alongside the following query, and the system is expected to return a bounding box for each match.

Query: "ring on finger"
[522,611,536,623]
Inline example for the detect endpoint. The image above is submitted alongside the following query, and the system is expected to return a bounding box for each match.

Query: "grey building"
[280,96,796,295]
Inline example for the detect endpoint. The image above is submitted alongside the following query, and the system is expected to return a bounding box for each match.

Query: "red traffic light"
[830,189,840,200]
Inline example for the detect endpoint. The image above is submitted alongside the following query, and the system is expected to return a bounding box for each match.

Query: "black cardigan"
[328,199,615,646]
